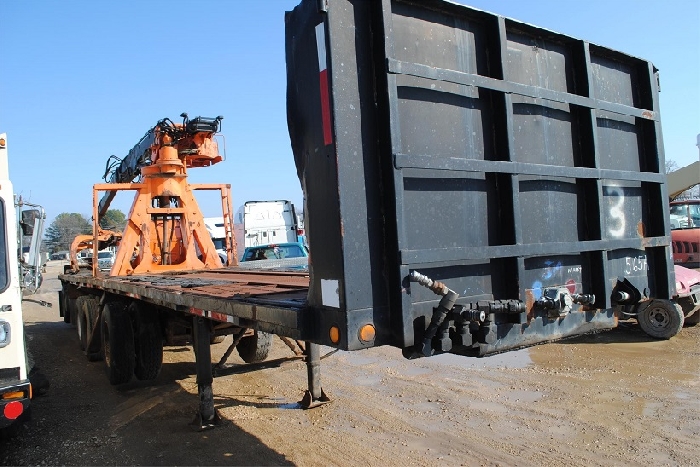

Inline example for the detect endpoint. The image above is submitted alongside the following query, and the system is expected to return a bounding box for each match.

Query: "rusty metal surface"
[59,267,310,336]
[121,268,308,298]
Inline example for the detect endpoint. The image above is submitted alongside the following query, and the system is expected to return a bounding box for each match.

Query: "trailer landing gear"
[191,317,223,431]
[191,319,330,428]
[300,342,330,409]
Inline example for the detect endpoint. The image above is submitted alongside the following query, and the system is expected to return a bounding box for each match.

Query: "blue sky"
[1,0,698,227]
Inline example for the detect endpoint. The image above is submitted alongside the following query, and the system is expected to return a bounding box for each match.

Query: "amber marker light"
[0,138,6,148]
[1,391,23,400]
[358,324,376,343]
[329,326,340,344]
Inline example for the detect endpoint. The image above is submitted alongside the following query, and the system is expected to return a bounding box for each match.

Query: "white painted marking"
[321,279,339,308]
[315,22,327,72]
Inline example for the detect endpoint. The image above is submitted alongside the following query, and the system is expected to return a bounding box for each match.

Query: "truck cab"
[670,199,700,268]
[204,217,229,266]
[0,133,44,435]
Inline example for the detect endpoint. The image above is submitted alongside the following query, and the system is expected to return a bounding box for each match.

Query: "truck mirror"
[20,209,41,236]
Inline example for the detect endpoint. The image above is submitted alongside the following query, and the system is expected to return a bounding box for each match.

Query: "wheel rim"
[647,306,670,329]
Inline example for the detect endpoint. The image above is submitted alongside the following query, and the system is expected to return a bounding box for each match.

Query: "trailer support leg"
[191,317,222,430]
[300,342,330,408]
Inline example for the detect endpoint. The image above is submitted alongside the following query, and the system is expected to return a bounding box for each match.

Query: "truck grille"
[673,241,699,254]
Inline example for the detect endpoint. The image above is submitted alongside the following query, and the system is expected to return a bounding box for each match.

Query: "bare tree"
[665,159,679,174]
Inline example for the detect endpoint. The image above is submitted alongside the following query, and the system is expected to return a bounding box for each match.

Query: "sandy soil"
[2,261,699,466]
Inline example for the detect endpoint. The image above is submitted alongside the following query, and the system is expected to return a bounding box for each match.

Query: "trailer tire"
[102,302,135,385]
[684,310,699,327]
[236,330,272,363]
[637,300,684,339]
[59,290,69,323]
[66,296,79,326]
[76,296,100,353]
[130,303,163,381]
[76,297,89,351]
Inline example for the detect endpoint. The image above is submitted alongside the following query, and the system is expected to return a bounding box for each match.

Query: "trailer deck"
[59,268,310,338]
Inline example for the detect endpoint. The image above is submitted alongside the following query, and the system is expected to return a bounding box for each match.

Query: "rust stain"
[637,221,646,238]
[524,289,535,321]
[641,110,654,120]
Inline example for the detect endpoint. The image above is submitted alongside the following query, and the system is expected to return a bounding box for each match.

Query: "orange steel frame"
[90,134,237,277]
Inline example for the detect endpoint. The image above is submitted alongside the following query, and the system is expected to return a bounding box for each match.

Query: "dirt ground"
[2,261,699,466]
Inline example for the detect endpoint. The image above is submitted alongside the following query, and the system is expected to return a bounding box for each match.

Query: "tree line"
[44,209,126,253]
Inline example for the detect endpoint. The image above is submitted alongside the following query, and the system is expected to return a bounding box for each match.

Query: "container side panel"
[601,181,643,241]
[392,2,489,76]
[511,97,575,167]
[402,175,490,252]
[505,31,572,93]
[522,254,586,303]
[396,76,491,161]
[518,176,580,245]
[590,53,637,107]
[596,112,642,172]
[285,0,673,352]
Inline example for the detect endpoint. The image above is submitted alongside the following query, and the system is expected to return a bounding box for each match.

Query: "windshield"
[670,202,700,230]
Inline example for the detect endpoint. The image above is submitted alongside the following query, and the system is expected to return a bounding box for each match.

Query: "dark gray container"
[285,0,673,355]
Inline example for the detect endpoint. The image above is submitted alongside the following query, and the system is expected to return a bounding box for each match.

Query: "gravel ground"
[2,261,699,466]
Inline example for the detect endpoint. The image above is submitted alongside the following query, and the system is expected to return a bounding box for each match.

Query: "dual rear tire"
[101,301,163,385]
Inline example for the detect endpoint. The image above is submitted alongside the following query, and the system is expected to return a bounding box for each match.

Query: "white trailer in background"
[242,200,300,248]
[204,217,229,265]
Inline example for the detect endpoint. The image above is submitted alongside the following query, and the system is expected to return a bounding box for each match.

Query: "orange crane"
[81,113,236,276]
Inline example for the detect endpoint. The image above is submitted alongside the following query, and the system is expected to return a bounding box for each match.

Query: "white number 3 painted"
[608,186,625,238]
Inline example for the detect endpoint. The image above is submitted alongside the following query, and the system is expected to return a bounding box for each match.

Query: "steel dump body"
[285,0,673,353]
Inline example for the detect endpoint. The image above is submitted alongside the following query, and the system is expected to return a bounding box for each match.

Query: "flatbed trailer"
[59,0,684,429]
[60,268,309,338]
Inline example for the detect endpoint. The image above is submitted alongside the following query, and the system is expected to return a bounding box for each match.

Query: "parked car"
[97,250,116,271]
[239,242,309,271]
[50,251,69,261]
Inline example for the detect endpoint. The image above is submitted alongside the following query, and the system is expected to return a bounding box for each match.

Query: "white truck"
[0,133,47,437]
[241,200,301,248]
[203,217,230,265]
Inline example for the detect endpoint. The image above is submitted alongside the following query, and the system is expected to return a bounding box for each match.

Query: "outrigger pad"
[299,389,331,409]
[190,408,224,431]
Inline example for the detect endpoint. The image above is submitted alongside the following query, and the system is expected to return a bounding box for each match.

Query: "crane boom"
[667,161,700,200]
[97,114,223,218]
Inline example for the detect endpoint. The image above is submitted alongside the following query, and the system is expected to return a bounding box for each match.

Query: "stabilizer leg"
[191,317,223,430]
[299,342,330,409]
